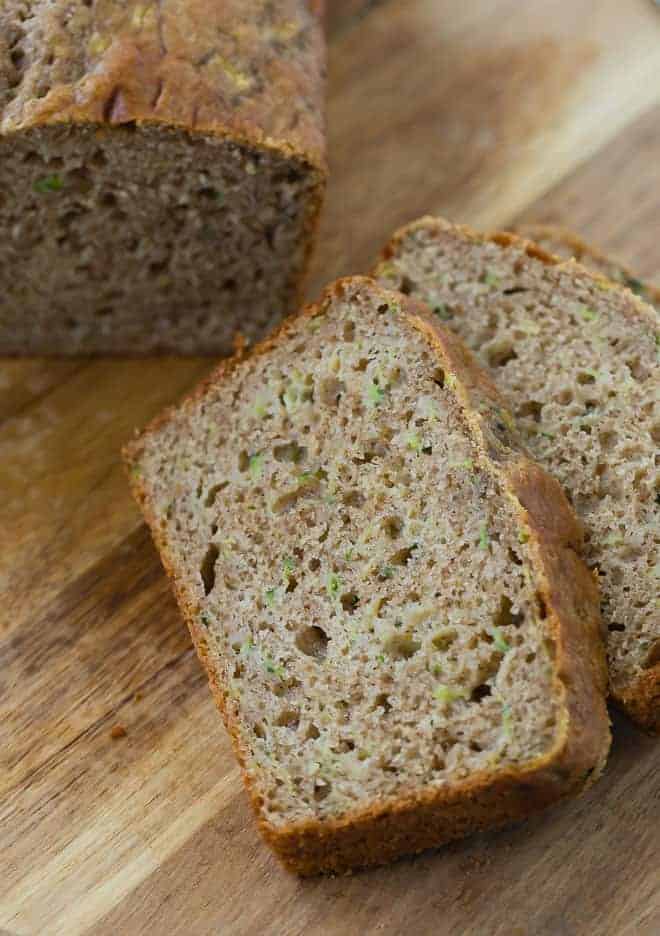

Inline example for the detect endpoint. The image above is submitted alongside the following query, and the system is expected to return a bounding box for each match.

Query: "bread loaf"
[125,276,610,874]
[0,0,326,354]
[376,217,659,732]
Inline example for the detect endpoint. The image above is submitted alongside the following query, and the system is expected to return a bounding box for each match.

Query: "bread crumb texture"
[0,1,326,353]
[377,218,659,729]
[128,278,606,849]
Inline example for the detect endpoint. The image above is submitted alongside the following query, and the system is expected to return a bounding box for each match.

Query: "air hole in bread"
[343,320,356,342]
[200,543,219,595]
[494,595,524,629]
[471,684,492,706]
[271,490,303,513]
[627,357,649,381]
[537,593,548,620]
[643,640,660,669]
[343,489,365,508]
[313,781,331,801]
[319,377,346,407]
[487,342,517,368]
[599,430,618,451]
[305,723,320,740]
[432,367,445,388]
[382,516,403,539]
[608,622,625,632]
[204,480,229,507]
[273,442,306,463]
[295,625,328,659]
[340,592,359,613]
[373,693,391,714]
[275,708,299,729]
[389,544,417,566]
[508,548,523,566]
[384,634,421,660]
[432,630,457,651]
[576,371,596,385]
[517,400,543,422]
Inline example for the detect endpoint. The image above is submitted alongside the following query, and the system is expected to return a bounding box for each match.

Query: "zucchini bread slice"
[514,225,660,313]
[375,217,659,732]
[0,0,326,354]
[125,277,609,874]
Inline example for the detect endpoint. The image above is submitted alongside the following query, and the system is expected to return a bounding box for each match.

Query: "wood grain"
[517,102,660,280]
[308,0,660,297]
[1,1,659,934]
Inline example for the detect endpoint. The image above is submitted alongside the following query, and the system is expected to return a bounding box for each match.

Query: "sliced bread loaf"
[515,225,660,313]
[375,217,659,732]
[0,0,325,354]
[125,277,609,874]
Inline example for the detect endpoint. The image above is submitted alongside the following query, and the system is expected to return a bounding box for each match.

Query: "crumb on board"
[110,724,127,740]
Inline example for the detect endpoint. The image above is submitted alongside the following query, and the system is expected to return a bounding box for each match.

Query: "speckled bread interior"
[376,217,659,732]
[125,277,610,874]
[0,0,326,354]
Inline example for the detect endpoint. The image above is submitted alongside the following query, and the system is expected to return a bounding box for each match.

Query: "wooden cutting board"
[1,2,659,934]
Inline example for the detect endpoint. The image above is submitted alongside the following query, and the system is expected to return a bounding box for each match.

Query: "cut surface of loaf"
[0,0,325,354]
[375,217,660,732]
[125,277,609,874]
[515,225,660,313]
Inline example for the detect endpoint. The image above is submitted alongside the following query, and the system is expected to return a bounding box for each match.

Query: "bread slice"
[125,276,609,874]
[0,1,325,354]
[515,225,660,313]
[375,217,659,732]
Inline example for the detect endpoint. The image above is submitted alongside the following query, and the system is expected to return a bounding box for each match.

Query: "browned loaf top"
[0,0,326,354]
[0,0,326,161]
[125,276,609,875]
[375,217,659,732]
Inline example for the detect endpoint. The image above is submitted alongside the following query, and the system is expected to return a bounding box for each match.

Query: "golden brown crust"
[618,667,660,735]
[124,276,610,875]
[1,1,327,174]
[381,216,659,334]
[378,216,660,735]
[513,224,660,311]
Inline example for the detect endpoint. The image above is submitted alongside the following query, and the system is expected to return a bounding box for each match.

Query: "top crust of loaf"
[377,216,659,733]
[0,0,326,172]
[125,277,610,874]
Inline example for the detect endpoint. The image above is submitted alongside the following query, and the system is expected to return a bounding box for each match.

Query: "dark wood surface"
[1,2,659,933]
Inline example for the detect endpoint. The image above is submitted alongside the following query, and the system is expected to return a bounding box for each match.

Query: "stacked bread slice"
[126,221,657,874]
[374,218,659,732]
